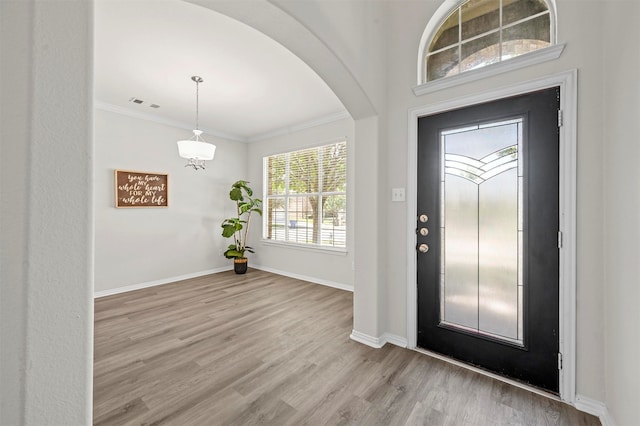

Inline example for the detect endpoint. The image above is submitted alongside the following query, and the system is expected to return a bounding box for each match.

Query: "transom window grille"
[425,0,552,82]
[263,141,347,249]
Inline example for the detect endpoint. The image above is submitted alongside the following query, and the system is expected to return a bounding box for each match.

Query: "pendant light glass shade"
[177,130,216,159]
[177,76,216,170]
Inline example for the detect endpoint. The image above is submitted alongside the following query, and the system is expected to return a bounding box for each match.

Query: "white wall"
[272,0,388,112]
[382,0,609,402]
[0,1,93,424]
[602,2,640,425]
[1,2,32,423]
[267,0,389,344]
[246,118,355,288]
[94,109,247,293]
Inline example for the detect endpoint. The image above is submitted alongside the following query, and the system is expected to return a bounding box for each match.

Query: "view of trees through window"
[263,141,347,248]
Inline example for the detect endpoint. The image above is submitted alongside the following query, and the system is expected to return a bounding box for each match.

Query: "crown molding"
[247,110,351,142]
[95,101,351,144]
[94,101,246,142]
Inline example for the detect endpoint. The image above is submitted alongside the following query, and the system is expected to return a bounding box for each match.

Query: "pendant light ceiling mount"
[176,75,216,170]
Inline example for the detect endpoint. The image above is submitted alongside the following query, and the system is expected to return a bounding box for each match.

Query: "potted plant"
[221,180,262,274]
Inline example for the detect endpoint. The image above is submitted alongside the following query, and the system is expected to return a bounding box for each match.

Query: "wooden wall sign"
[115,170,168,208]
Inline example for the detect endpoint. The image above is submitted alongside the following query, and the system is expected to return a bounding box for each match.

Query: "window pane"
[322,195,346,247]
[321,142,347,194]
[263,141,347,249]
[502,13,550,60]
[267,154,286,195]
[430,9,459,52]
[502,0,548,27]
[287,196,318,245]
[424,0,553,83]
[461,0,500,40]
[289,149,319,194]
[427,46,459,81]
[266,197,286,241]
[461,31,500,72]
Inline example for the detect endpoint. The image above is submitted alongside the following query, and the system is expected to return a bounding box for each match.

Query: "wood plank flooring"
[94,270,599,425]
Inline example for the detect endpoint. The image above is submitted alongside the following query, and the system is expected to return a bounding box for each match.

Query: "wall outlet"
[392,187,405,202]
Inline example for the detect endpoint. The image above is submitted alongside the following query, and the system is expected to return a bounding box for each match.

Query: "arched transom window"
[424,0,554,83]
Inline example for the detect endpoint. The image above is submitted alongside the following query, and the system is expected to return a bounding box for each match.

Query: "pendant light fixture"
[177,76,216,170]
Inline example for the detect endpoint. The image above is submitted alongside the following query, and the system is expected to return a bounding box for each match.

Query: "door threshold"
[412,346,562,403]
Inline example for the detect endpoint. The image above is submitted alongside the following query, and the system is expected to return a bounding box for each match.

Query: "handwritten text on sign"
[115,170,168,208]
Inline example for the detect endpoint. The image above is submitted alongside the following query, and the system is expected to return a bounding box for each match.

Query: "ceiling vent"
[128,97,160,108]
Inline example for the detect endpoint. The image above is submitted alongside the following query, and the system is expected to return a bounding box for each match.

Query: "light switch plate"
[392,187,405,202]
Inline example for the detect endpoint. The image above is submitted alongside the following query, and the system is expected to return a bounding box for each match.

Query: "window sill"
[413,43,566,97]
[260,239,348,256]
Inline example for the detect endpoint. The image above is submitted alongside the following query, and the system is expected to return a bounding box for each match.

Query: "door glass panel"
[440,118,523,345]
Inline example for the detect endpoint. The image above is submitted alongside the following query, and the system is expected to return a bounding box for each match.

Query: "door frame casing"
[406,69,578,402]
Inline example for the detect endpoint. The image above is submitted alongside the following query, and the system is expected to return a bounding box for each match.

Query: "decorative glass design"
[425,0,551,82]
[439,118,524,345]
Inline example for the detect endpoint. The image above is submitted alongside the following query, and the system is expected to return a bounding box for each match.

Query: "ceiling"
[94,0,348,142]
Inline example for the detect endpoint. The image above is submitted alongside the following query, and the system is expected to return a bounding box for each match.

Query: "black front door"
[417,87,560,393]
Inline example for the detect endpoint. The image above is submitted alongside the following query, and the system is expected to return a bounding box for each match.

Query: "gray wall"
[602,1,640,423]
[246,118,355,289]
[1,1,93,424]
[93,109,247,293]
[93,109,354,293]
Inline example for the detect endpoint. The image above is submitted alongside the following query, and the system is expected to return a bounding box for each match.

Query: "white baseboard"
[252,264,353,292]
[94,266,233,298]
[350,330,385,348]
[382,333,408,348]
[575,395,616,426]
[95,264,352,298]
[349,330,408,349]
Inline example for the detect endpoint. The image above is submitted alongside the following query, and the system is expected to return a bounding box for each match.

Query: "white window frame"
[262,141,347,252]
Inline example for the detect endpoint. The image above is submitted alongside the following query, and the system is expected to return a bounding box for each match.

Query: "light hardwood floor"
[94,270,599,426]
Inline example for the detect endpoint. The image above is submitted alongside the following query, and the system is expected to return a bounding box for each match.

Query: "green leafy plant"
[221,180,262,259]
